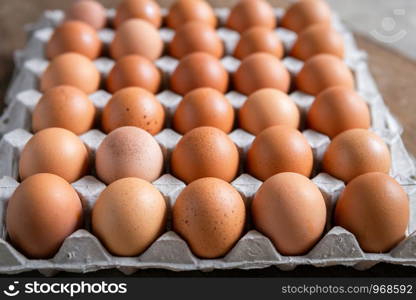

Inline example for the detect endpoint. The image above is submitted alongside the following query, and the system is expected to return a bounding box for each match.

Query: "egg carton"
[0,7,415,275]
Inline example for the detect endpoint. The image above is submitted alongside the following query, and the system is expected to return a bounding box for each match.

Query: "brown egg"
[252,172,326,255]
[307,86,371,137]
[110,19,163,61]
[247,125,313,181]
[233,26,284,60]
[291,23,344,60]
[95,126,163,184]
[335,172,409,252]
[173,177,246,258]
[40,52,100,94]
[296,54,354,96]
[226,0,276,33]
[170,52,229,95]
[92,177,166,256]
[6,173,83,258]
[171,126,239,183]
[46,20,102,60]
[19,128,89,183]
[239,88,300,135]
[234,52,290,95]
[66,0,107,30]
[281,0,332,33]
[32,85,96,135]
[106,55,161,93]
[114,0,162,28]
[169,21,224,59]
[102,87,165,134]
[173,88,234,134]
[167,0,217,29]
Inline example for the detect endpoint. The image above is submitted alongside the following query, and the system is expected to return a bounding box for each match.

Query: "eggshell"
[322,129,391,182]
[114,0,162,28]
[307,86,371,137]
[252,172,326,255]
[102,87,165,134]
[170,52,229,95]
[19,128,89,183]
[335,172,409,253]
[173,177,246,258]
[92,177,166,256]
[32,85,96,135]
[95,126,163,184]
[6,173,83,259]
[239,88,300,135]
[171,126,239,183]
[166,0,217,29]
[66,0,107,30]
[296,54,354,96]
[247,125,313,181]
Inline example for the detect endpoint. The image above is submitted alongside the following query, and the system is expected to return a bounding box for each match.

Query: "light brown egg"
[322,129,391,182]
[233,26,284,60]
[66,0,107,30]
[106,55,161,93]
[110,19,163,61]
[247,125,313,181]
[102,87,165,134]
[281,0,332,33]
[173,177,246,258]
[169,21,224,59]
[234,52,290,95]
[6,173,83,259]
[114,0,162,28]
[167,0,217,29]
[171,126,239,183]
[40,52,100,94]
[239,88,300,135]
[170,52,229,95]
[226,0,276,33]
[307,86,371,137]
[92,177,166,256]
[252,172,326,255]
[335,172,409,253]
[95,126,163,184]
[19,128,89,183]
[296,54,354,96]
[32,85,96,135]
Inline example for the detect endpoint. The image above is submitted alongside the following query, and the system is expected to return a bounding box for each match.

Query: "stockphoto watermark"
[371,8,407,43]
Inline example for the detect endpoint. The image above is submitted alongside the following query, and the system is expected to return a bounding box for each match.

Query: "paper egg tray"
[0,8,416,276]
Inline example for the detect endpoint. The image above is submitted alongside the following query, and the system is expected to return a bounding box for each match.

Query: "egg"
[95,126,163,184]
[169,21,224,59]
[252,172,326,255]
[247,125,313,181]
[6,173,83,258]
[173,177,245,258]
[307,86,371,137]
[32,85,96,135]
[66,0,107,30]
[291,23,344,61]
[102,87,165,134]
[239,88,300,135]
[171,126,239,183]
[114,0,162,28]
[335,172,409,252]
[167,0,217,29]
[19,128,89,183]
[92,177,166,256]
[106,55,161,93]
[296,54,354,96]
[322,129,391,182]
[281,0,332,33]
[226,0,276,33]
[233,26,284,60]
[110,19,163,61]
[170,52,229,95]
[40,52,100,94]
[234,52,290,95]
